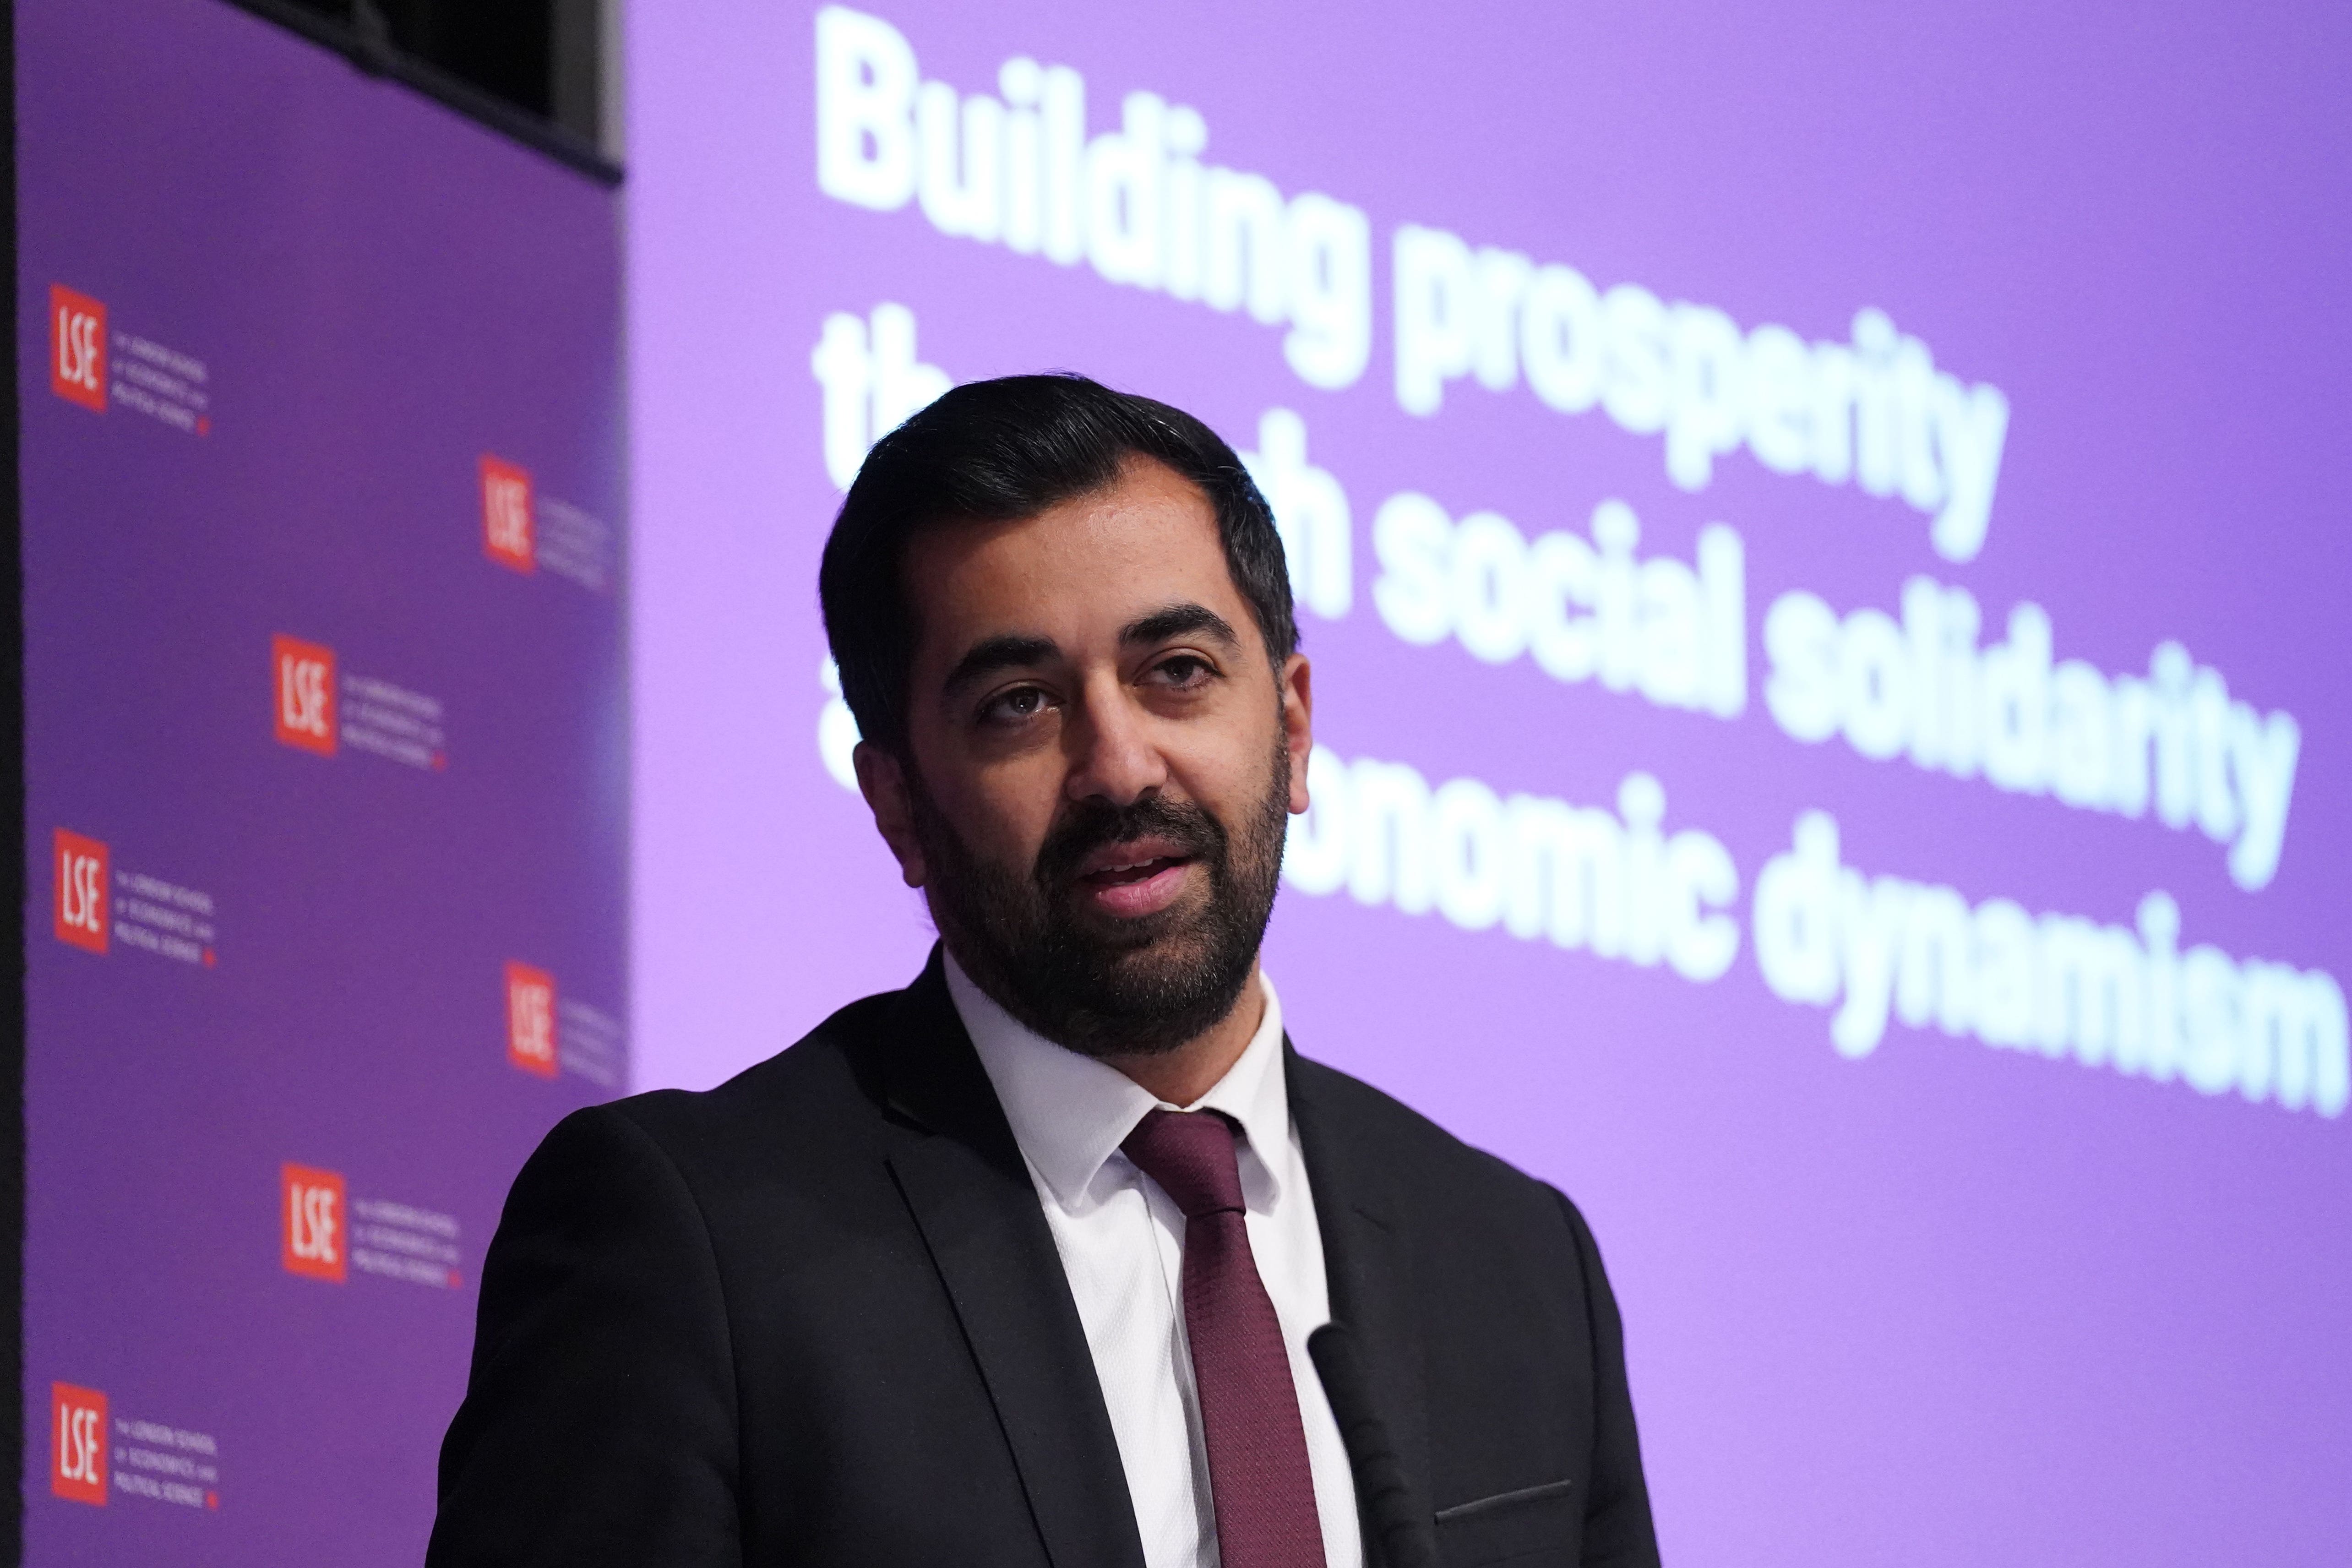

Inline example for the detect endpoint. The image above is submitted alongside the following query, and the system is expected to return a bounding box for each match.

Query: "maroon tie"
[1122,1109,1327,1568]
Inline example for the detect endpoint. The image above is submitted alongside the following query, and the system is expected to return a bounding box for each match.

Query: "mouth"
[1072,841,1198,919]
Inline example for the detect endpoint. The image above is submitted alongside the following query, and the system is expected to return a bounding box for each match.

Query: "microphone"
[1308,1322,1438,1568]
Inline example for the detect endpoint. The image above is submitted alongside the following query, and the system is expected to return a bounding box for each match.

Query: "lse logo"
[53,829,109,955]
[481,456,535,572]
[49,285,107,413]
[282,1164,346,1283]
[51,1383,108,1505]
[506,961,558,1078]
[271,635,337,756]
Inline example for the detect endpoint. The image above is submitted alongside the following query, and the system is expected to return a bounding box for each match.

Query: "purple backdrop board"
[629,4,2352,1564]
[19,0,625,1559]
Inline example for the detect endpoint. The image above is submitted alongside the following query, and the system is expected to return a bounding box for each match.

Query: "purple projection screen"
[20,0,625,1560]
[625,3,2352,1563]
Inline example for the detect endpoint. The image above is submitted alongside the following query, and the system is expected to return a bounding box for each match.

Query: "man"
[429,375,1659,1568]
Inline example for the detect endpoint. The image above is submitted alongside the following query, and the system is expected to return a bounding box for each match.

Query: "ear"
[1279,653,1314,816]
[853,740,929,888]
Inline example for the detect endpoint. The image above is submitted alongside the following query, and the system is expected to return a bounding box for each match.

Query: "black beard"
[909,728,1291,1059]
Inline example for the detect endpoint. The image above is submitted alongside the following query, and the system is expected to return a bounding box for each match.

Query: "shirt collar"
[945,948,1292,1214]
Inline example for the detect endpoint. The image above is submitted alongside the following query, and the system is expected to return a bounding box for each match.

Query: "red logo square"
[53,829,109,955]
[272,635,338,756]
[282,1164,347,1283]
[51,1383,108,1504]
[505,961,559,1078]
[481,456,535,573]
[49,285,107,413]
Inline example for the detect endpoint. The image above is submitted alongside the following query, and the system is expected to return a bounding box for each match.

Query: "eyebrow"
[1122,602,1241,651]
[939,604,1242,699]
[942,633,1061,697]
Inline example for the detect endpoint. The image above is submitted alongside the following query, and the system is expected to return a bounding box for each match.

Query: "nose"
[1063,672,1168,808]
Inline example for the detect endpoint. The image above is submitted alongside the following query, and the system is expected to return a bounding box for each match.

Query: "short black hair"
[818,373,1297,756]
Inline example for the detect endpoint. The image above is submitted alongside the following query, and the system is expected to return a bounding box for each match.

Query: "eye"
[979,685,1053,726]
[1150,653,1217,689]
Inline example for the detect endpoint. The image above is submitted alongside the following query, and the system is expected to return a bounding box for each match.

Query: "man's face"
[855,456,1313,1058]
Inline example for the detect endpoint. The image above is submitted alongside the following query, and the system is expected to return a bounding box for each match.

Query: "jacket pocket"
[1432,1478,1577,1567]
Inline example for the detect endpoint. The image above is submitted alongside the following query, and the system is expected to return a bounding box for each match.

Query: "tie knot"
[1121,1108,1247,1219]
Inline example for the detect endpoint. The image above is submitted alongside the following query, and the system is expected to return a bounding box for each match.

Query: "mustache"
[1033,793,1228,889]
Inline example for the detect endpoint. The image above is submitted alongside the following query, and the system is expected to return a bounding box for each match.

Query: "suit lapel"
[876,952,1147,1568]
[1289,1043,1434,1560]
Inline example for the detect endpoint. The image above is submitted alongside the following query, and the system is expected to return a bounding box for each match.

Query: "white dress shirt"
[946,953,1364,1568]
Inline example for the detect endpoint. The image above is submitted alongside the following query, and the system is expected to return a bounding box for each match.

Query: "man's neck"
[1100,964,1267,1108]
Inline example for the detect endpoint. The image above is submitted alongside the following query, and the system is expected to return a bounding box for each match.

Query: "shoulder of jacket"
[594,986,900,1155]
[1289,1050,1567,1219]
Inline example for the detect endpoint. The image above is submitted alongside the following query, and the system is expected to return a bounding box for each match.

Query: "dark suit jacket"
[429,952,1660,1567]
